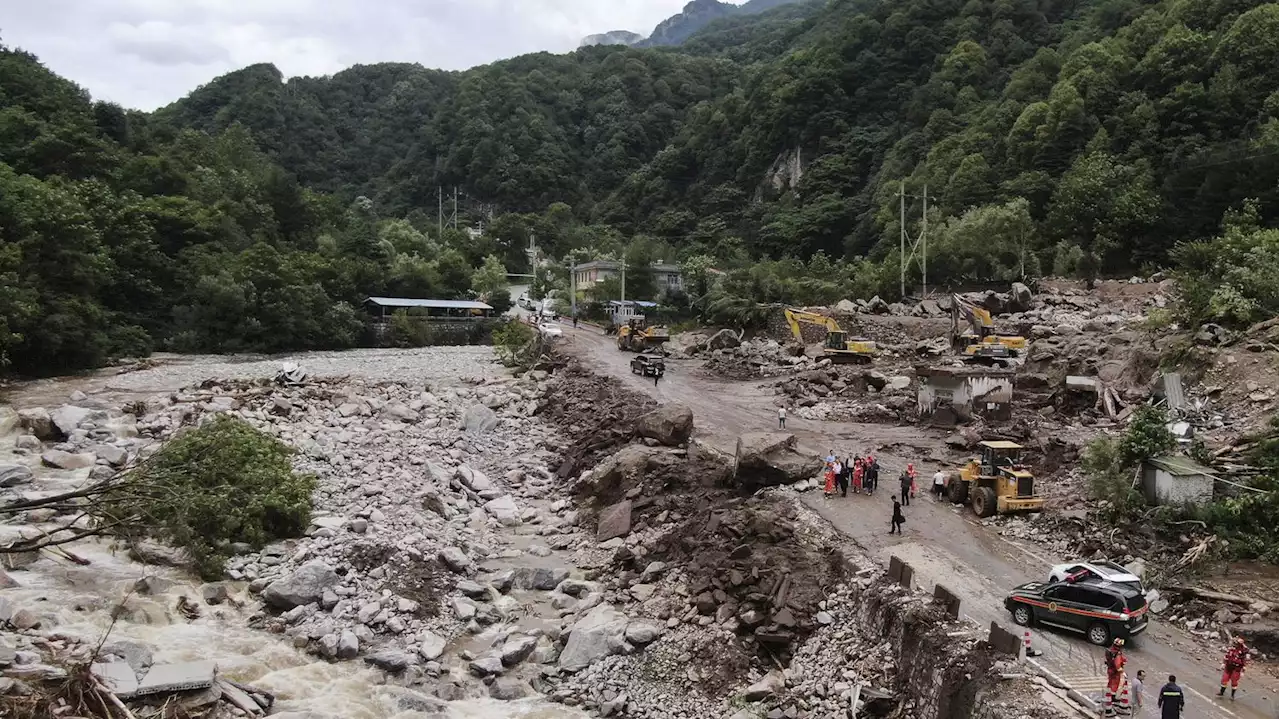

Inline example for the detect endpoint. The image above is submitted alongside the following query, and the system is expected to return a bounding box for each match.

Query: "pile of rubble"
[701,338,816,380]
[775,366,915,423]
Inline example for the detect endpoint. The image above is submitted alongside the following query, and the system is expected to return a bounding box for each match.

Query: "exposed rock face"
[579,30,643,47]
[634,404,693,446]
[733,432,822,491]
[261,561,340,610]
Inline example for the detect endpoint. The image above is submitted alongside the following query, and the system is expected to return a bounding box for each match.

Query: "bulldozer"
[947,440,1044,517]
[950,294,1027,367]
[616,317,670,353]
[784,308,878,364]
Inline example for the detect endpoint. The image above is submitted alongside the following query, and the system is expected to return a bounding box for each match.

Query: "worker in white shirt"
[777,406,786,429]
[932,469,948,499]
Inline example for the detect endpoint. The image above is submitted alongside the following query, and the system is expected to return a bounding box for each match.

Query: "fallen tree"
[1,414,315,579]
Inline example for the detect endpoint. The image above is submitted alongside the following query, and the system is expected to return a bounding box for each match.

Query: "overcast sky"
[2,0,718,111]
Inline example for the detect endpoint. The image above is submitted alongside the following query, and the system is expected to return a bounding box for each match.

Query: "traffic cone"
[1115,682,1131,716]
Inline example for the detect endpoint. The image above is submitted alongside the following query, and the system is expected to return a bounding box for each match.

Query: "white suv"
[1049,560,1143,592]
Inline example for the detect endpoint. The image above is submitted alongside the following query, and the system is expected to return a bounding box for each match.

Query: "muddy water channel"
[0,349,590,718]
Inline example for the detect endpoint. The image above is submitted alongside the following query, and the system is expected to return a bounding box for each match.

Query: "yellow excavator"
[950,294,1027,366]
[784,308,878,364]
[616,317,670,353]
[947,441,1044,517]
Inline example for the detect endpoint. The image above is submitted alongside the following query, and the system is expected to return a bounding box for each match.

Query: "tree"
[471,254,509,296]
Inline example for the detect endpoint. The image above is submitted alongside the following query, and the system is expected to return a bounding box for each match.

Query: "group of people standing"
[1102,634,1249,718]
[821,451,881,498]
[821,452,927,535]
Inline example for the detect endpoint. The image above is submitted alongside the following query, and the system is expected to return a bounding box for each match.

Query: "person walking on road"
[1219,636,1249,699]
[889,498,905,534]
[1131,670,1145,714]
[866,456,878,495]
[1157,675,1184,719]
[898,471,912,506]
[932,468,947,499]
[777,406,786,430]
[653,371,660,388]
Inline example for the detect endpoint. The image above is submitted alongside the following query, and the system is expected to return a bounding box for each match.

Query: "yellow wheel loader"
[784,308,878,364]
[616,318,670,353]
[946,441,1044,517]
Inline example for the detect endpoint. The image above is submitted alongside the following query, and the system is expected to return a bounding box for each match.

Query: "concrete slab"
[91,662,139,696]
[128,660,217,697]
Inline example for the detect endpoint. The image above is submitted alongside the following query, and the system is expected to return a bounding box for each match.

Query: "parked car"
[1049,561,1143,592]
[1006,578,1149,646]
[537,323,562,337]
[630,354,665,377]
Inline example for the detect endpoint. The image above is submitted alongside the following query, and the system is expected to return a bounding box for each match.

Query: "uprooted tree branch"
[1,414,316,580]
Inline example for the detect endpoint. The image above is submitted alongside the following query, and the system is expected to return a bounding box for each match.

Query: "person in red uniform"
[1104,638,1127,716]
[1219,636,1248,699]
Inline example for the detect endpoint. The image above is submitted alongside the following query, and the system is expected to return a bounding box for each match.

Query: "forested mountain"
[154,0,1277,282]
[0,46,517,375]
[635,0,814,47]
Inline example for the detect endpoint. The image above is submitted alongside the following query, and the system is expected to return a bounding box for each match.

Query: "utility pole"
[620,261,626,305]
[437,186,443,239]
[900,181,929,299]
[451,186,458,230]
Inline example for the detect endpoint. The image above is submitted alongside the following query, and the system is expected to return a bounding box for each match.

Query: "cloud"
[1,0,714,111]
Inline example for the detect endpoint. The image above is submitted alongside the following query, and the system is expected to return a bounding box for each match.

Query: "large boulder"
[50,405,95,438]
[462,405,499,434]
[41,450,96,470]
[706,329,741,350]
[17,409,55,441]
[558,604,630,672]
[1009,282,1033,312]
[834,299,857,314]
[261,560,340,610]
[596,500,632,542]
[634,405,694,446]
[733,433,823,492]
[0,465,34,488]
[483,495,520,526]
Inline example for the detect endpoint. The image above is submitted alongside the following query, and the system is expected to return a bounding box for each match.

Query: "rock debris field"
[0,347,1066,719]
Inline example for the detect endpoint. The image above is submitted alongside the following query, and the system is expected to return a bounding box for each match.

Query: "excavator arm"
[950,294,994,345]
[784,308,840,341]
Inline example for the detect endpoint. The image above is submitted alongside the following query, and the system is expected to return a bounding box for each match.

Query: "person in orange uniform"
[1219,636,1248,700]
[1104,638,1127,716]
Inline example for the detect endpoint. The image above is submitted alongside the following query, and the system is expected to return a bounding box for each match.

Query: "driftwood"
[1167,586,1278,612]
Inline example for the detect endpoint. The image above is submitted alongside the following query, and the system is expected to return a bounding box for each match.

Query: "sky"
[1,0,716,111]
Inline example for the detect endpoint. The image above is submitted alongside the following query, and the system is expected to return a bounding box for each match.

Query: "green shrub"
[102,414,315,579]
[492,320,537,367]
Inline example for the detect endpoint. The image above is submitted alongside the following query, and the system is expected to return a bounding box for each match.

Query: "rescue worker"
[906,462,918,498]
[1157,674,1185,719]
[1104,638,1127,716]
[1219,636,1248,699]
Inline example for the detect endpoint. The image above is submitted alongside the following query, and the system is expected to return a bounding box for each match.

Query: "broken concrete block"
[127,660,217,698]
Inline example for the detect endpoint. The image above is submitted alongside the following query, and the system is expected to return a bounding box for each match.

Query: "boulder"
[0,465,33,488]
[488,677,531,701]
[558,604,630,672]
[596,500,632,542]
[733,433,823,492]
[483,495,520,526]
[336,630,359,659]
[634,405,694,446]
[437,547,475,576]
[17,408,55,441]
[706,329,741,350]
[499,635,539,666]
[462,405,499,434]
[261,561,340,610]
[834,299,857,314]
[510,567,570,591]
[93,445,128,467]
[623,621,660,645]
[455,465,494,493]
[866,296,891,314]
[744,670,786,701]
[1010,282,1033,312]
[50,405,94,438]
[365,650,411,673]
[380,403,418,422]
[418,632,446,661]
[41,450,96,470]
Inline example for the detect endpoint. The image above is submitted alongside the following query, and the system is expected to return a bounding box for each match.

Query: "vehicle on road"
[537,323,562,337]
[616,318,670,353]
[630,354,665,378]
[1006,578,1149,646]
[784,308,877,364]
[1049,561,1143,592]
[947,440,1044,517]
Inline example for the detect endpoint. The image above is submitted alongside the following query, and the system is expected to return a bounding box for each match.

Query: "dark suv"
[1005,578,1149,646]
[630,354,665,377]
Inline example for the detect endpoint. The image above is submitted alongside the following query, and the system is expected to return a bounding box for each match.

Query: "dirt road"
[558,322,1277,719]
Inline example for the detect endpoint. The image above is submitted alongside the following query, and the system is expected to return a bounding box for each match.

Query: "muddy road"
[557,322,1277,719]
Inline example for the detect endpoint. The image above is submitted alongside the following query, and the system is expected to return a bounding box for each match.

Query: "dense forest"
[0,46,513,375]
[1,0,1276,373]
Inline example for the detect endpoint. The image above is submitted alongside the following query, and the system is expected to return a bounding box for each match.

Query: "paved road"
[554,322,1277,719]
